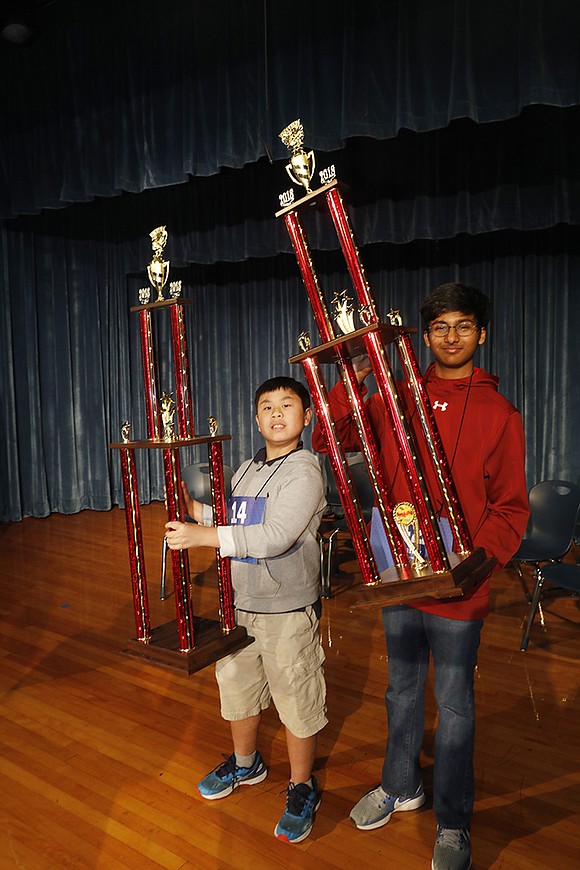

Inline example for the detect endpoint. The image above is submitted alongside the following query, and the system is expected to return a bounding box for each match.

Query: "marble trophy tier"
[275,130,495,607]
[110,227,252,673]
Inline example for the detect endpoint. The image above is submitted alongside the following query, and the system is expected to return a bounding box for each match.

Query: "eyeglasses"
[428,321,479,338]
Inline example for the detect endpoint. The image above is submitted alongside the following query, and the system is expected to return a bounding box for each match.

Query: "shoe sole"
[274,796,322,844]
[350,791,425,830]
[198,766,268,800]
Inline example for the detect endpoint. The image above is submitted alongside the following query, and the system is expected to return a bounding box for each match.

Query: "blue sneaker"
[349,783,425,830]
[274,777,321,843]
[431,826,472,870]
[197,751,268,800]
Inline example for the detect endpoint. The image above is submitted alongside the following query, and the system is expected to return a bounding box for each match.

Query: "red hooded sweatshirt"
[312,364,529,620]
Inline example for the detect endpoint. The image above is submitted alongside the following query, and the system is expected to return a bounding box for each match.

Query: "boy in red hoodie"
[312,284,529,870]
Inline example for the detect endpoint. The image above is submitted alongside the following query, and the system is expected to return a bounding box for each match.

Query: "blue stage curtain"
[1,0,580,218]
[1,0,580,521]
[2,215,579,521]
[2,106,578,262]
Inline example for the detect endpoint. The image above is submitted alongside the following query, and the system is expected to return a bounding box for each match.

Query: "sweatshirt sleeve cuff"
[216,526,236,558]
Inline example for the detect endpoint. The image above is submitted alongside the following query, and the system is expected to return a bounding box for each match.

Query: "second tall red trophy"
[111,227,252,672]
[276,121,494,606]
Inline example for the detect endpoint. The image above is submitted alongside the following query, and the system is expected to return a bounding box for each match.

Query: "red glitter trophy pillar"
[110,227,249,672]
[276,122,495,605]
[119,442,150,641]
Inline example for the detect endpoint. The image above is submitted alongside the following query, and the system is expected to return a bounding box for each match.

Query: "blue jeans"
[381,605,483,830]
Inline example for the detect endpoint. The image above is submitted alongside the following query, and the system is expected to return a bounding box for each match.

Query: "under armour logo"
[433,401,448,411]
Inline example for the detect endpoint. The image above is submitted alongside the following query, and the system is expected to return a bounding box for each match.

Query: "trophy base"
[122,618,254,675]
[351,548,496,610]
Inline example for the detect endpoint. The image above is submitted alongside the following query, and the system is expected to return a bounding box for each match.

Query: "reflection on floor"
[0,504,579,869]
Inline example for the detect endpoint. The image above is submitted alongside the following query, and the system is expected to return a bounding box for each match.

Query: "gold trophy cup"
[147,226,170,302]
[279,119,316,193]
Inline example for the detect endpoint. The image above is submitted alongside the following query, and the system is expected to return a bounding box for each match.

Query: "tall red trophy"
[111,227,252,672]
[276,121,494,606]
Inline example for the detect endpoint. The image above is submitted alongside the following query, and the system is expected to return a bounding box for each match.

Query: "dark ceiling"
[0,0,68,43]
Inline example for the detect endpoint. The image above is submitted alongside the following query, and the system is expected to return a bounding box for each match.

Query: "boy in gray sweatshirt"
[165,376,327,843]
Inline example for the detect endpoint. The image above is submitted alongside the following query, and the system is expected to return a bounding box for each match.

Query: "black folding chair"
[318,453,374,598]
[510,479,580,650]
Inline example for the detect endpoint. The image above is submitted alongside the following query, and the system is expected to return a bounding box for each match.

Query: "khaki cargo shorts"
[215,606,328,738]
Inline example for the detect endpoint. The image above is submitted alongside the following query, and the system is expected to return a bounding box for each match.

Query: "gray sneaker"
[431,826,472,870]
[349,783,425,830]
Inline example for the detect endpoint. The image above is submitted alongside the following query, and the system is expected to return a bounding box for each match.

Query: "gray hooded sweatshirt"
[213,446,326,614]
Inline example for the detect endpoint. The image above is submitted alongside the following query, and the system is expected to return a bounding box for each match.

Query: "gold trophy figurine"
[387,308,403,327]
[279,119,316,193]
[393,502,428,569]
[207,416,219,437]
[359,304,373,327]
[147,226,170,302]
[332,289,356,334]
[121,420,132,443]
[160,391,176,442]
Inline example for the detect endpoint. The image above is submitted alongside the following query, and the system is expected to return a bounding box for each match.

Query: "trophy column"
[276,123,495,605]
[119,445,151,641]
[138,308,161,440]
[283,206,411,579]
[162,443,195,651]
[110,227,251,673]
[207,439,236,632]
[170,302,195,439]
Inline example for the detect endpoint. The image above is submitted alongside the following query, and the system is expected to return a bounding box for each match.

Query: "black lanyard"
[231,449,294,499]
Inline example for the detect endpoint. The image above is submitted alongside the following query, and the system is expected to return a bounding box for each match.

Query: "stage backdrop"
[1,0,579,521]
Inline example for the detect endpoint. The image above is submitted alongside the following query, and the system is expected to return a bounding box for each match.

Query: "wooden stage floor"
[1,503,579,869]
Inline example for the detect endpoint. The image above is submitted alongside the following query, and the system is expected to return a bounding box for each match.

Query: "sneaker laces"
[285,781,312,816]
[215,753,237,779]
[436,827,469,849]
[367,786,389,809]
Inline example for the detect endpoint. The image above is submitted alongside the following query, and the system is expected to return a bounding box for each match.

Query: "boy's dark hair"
[420,283,491,331]
[254,377,311,412]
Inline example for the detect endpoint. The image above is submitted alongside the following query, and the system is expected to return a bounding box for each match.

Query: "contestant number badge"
[227,495,267,564]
